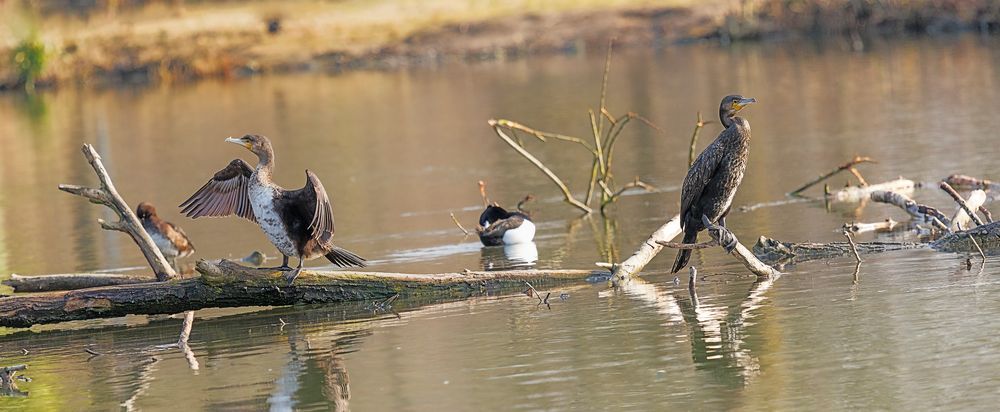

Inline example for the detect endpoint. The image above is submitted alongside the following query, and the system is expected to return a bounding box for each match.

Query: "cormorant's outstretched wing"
[679,139,725,228]
[287,170,336,248]
[179,159,257,222]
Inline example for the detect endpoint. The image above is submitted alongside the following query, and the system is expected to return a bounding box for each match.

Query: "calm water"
[2,35,1000,410]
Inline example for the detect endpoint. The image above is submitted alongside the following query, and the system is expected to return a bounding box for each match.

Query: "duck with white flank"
[180,134,365,283]
[477,203,535,246]
[137,202,195,267]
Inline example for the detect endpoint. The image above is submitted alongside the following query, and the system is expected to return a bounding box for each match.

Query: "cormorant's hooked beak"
[225,136,251,150]
[733,97,757,111]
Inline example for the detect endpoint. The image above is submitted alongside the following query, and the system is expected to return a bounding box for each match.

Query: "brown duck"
[137,202,195,266]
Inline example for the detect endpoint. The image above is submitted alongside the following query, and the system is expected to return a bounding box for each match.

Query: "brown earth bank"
[2,0,1000,92]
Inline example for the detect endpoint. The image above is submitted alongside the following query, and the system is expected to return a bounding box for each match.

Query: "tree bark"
[609,214,682,284]
[3,273,151,292]
[0,260,605,328]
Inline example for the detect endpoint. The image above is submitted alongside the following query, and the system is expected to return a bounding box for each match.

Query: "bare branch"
[790,155,876,195]
[60,144,177,281]
[489,121,592,214]
[940,181,985,227]
[449,213,471,236]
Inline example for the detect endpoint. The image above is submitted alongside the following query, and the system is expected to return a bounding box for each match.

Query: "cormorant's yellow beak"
[733,97,757,111]
[225,136,251,150]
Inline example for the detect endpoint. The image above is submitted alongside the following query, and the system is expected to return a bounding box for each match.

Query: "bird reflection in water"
[480,242,539,271]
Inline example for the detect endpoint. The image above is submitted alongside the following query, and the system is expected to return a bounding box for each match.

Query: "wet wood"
[949,189,986,231]
[931,221,1000,253]
[0,259,606,328]
[944,174,1000,191]
[701,218,780,278]
[753,236,925,265]
[830,178,914,202]
[58,144,177,281]
[609,214,682,284]
[870,190,949,228]
[2,273,151,293]
[939,182,984,227]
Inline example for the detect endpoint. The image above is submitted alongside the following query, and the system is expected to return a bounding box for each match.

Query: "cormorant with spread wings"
[180,134,365,283]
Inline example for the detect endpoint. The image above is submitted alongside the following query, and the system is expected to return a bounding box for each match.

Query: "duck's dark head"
[136,202,157,220]
[225,134,274,164]
[479,205,510,228]
[719,95,756,126]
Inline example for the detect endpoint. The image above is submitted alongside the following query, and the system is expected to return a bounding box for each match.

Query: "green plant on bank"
[488,41,659,216]
[12,36,46,93]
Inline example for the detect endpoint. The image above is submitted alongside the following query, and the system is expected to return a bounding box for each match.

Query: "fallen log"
[2,273,151,293]
[0,260,606,328]
[931,221,1000,253]
[753,236,926,265]
[657,215,780,278]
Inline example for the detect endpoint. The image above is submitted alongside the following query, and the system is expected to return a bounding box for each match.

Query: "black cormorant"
[179,134,365,283]
[137,202,195,266]
[671,95,756,273]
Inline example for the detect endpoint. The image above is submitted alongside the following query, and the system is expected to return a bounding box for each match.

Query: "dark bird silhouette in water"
[137,202,195,268]
[180,134,365,283]
[671,95,756,273]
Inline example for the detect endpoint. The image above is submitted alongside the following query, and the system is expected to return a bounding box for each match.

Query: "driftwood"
[701,217,780,278]
[58,144,176,281]
[870,190,949,229]
[947,189,986,231]
[608,214,682,284]
[944,174,1000,191]
[657,216,779,278]
[753,236,925,265]
[940,182,985,227]
[829,178,914,202]
[0,259,606,327]
[931,221,1000,253]
[845,219,898,234]
[3,273,151,293]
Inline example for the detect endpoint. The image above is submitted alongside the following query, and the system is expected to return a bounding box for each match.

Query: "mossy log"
[753,236,925,265]
[0,260,606,328]
[2,273,151,293]
[931,221,1000,252]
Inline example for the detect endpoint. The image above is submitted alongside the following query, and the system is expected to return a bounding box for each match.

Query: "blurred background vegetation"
[2,0,1000,92]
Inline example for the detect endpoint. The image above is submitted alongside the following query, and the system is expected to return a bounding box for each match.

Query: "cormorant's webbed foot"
[284,259,304,286]
[702,215,739,253]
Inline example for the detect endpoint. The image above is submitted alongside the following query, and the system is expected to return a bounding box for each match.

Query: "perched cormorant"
[179,134,365,283]
[478,204,535,246]
[671,95,756,274]
[137,202,195,266]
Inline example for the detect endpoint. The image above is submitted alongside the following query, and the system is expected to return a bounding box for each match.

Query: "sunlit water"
[2,35,1000,410]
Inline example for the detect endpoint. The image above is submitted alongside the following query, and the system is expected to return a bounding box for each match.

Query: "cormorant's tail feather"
[670,228,698,274]
[326,247,367,268]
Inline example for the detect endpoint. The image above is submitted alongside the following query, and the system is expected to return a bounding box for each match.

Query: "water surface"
[2,35,1000,410]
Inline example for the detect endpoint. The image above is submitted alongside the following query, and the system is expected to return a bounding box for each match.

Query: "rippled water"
[2,35,1000,410]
